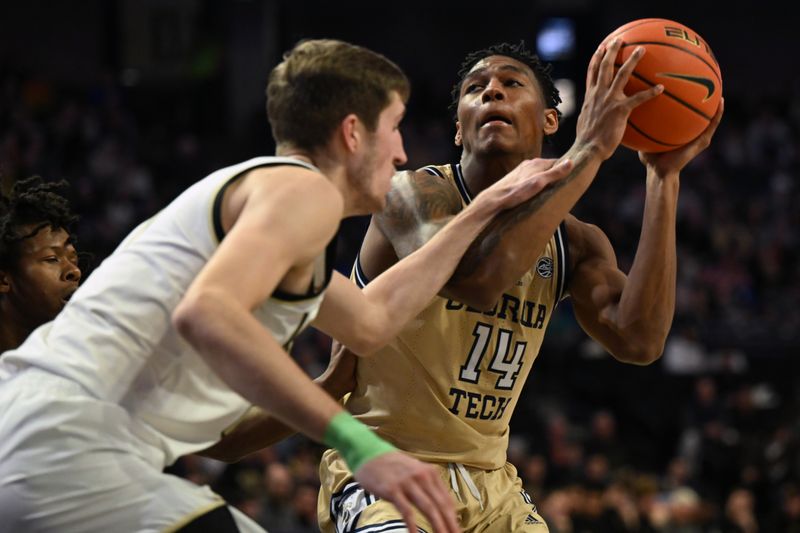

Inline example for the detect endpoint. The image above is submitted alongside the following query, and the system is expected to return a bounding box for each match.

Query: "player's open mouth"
[480,115,513,128]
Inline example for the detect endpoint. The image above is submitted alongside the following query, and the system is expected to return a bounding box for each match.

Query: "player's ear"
[543,109,559,136]
[0,270,11,295]
[340,114,361,154]
[454,121,463,147]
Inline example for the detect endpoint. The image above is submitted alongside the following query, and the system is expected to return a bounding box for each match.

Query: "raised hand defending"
[475,157,574,212]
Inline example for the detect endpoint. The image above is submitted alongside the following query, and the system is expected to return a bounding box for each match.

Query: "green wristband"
[323,412,396,473]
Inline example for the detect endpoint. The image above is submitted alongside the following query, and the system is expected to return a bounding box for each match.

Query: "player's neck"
[276,147,353,215]
[276,145,341,178]
[274,149,321,172]
[459,151,527,193]
[0,306,33,352]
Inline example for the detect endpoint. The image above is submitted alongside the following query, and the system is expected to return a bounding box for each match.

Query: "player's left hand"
[354,451,461,533]
[639,98,724,175]
[317,341,357,400]
[480,157,574,212]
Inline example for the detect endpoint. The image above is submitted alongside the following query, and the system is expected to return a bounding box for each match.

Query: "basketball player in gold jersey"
[0,40,582,533]
[316,40,724,532]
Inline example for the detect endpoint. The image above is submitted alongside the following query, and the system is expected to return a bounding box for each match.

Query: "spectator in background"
[0,176,81,353]
[719,488,759,533]
[3,30,800,533]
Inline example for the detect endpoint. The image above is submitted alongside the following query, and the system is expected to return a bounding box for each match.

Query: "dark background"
[3,1,800,530]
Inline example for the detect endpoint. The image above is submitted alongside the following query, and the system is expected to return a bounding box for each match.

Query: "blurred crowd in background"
[3,12,800,530]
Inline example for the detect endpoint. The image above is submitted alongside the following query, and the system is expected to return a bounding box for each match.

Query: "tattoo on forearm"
[451,157,589,281]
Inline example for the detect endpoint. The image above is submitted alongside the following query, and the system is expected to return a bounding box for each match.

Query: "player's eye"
[465,84,483,94]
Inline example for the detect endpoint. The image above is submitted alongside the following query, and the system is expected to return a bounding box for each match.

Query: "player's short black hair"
[450,41,562,121]
[0,176,78,269]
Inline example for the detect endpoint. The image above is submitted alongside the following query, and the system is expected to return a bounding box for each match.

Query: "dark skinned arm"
[568,100,724,364]
[371,40,662,309]
[372,156,599,309]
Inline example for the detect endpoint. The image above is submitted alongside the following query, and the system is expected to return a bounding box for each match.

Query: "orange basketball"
[601,18,722,153]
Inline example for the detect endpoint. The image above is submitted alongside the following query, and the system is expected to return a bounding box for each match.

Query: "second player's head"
[451,42,562,159]
[0,177,81,331]
[267,39,410,213]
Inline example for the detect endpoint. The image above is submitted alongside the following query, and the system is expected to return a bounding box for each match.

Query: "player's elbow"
[342,314,391,357]
[445,275,506,312]
[197,445,245,464]
[344,331,381,358]
[448,255,528,311]
[452,292,499,313]
[615,341,665,366]
[172,290,224,345]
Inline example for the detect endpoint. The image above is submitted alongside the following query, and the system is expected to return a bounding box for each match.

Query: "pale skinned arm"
[172,169,460,533]
[199,343,356,463]
[198,156,577,465]
[569,100,725,364]
[374,39,663,309]
[173,170,349,441]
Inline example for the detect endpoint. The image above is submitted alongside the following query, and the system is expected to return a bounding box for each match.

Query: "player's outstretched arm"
[173,168,460,532]
[376,40,663,310]
[199,343,356,462]
[173,168,349,440]
[568,102,724,364]
[313,157,573,355]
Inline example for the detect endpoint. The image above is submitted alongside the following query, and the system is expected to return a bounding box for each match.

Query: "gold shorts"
[318,449,548,532]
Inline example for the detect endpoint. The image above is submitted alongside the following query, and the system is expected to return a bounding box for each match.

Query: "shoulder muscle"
[374,169,462,258]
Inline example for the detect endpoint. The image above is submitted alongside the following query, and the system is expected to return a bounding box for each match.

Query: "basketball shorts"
[0,368,264,533]
[318,448,548,533]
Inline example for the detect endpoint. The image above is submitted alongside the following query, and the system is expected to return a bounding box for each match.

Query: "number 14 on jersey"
[459,322,527,390]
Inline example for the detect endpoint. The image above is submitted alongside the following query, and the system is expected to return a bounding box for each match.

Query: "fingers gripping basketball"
[601,18,723,153]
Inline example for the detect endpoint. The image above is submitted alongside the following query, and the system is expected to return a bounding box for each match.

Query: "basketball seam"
[620,41,721,82]
[606,19,663,41]
[626,120,684,148]
[616,63,714,121]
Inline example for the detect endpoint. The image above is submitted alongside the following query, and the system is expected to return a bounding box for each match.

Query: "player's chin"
[476,135,517,155]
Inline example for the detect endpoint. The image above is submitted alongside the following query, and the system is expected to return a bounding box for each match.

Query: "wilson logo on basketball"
[536,257,553,278]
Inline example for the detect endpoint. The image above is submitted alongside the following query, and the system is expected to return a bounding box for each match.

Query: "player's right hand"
[575,38,664,160]
[638,98,724,176]
[354,451,461,533]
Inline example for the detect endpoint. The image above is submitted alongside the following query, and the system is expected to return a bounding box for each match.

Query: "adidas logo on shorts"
[525,513,541,524]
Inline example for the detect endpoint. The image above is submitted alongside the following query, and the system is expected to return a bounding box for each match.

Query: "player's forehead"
[464,55,537,82]
[17,224,72,254]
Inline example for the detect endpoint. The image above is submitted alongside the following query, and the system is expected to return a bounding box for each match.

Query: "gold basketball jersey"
[347,163,569,470]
